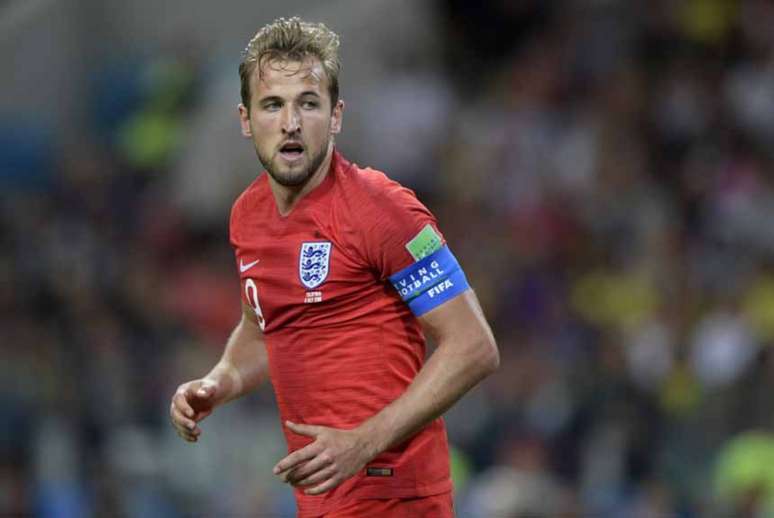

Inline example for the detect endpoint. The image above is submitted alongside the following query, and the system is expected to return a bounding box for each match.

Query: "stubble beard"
[258,138,330,188]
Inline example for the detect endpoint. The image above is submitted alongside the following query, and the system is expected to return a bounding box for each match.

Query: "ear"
[330,99,344,135]
[238,103,252,138]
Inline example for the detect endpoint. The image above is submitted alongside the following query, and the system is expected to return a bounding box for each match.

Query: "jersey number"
[244,278,265,331]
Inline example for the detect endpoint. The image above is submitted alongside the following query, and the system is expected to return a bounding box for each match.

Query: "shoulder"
[327,153,444,278]
[230,174,269,236]
[336,158,421,214]
[231,175,268,216]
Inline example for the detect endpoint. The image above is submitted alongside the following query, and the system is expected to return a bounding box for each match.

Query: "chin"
[271,167,312,187]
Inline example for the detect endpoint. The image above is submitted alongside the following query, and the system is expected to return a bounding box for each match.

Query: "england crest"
[299,242,332,289]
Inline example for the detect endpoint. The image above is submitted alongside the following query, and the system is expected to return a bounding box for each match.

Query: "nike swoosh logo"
[240,258,260,273]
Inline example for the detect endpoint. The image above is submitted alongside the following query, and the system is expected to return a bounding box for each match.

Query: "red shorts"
[323,492,454,518]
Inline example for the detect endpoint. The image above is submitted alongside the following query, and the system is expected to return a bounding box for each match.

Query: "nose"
[281,105,301,135]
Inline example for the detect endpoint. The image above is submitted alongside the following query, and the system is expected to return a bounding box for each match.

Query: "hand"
[169,379,220,443]
[273,421,377,495]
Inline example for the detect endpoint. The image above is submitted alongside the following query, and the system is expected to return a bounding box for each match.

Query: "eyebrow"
[258,95,283,105]
[257,91,321,105]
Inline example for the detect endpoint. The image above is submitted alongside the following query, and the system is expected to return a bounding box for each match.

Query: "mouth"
[278,141,305,162]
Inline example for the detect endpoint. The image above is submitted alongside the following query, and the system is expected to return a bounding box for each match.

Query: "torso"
[229,151,452,516]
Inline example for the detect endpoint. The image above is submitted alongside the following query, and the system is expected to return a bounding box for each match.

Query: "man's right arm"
[170,301,269,442]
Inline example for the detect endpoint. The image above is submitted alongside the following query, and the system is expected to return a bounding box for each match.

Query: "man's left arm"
[273,289,499,494]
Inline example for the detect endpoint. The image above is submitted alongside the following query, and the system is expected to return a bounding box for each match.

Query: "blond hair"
[239,17,341,111]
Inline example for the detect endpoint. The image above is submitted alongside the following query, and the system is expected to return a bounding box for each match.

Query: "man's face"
[239,57,343,187]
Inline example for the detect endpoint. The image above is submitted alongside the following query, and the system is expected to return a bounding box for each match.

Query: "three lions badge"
[299,242,332,289]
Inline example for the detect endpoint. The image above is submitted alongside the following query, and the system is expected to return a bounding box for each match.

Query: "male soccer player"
[169,17,499,518]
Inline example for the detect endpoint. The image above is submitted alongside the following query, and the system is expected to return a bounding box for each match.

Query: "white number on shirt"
[244,278,265,331]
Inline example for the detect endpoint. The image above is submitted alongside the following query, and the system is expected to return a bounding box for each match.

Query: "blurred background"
[5,0,774,516]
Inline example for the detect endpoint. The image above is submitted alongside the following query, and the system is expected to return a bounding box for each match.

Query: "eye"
[301,100,319,110]
[263,101,282,111]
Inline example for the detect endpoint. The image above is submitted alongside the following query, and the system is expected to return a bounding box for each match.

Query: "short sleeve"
[357,175,446,280]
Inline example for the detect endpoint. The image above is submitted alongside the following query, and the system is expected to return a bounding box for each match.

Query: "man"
[169,17,498,518]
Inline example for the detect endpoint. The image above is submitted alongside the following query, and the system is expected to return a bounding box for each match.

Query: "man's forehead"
[255,56,326,89]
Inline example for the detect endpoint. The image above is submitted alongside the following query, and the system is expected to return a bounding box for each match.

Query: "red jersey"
[229,150,452,517]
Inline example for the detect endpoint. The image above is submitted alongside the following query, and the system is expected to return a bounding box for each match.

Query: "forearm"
[204,316,269,405]
[359,332,498,457]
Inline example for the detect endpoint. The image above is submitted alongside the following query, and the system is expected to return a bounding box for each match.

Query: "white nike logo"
[240,258,260,273]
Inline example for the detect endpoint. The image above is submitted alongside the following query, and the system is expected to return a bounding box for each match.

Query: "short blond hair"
[239,17,341,111]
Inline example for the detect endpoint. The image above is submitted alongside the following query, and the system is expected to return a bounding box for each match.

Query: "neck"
[269,143,334,216]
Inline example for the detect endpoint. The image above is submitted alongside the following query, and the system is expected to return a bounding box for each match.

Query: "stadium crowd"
[5,1,774,516]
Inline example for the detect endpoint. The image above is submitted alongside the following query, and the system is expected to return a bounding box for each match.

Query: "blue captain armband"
[388,245,470,316]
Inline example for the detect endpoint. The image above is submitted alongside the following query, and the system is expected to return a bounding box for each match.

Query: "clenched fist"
[169,379,220,442]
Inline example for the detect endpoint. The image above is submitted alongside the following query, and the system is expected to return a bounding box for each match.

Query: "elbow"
[486,339,500,375]
[476,335,499,378]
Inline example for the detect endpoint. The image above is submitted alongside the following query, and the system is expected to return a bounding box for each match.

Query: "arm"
[274,289,498,493]
[359,289,499,453]
[169,302,269,442]
[202,301,270,404]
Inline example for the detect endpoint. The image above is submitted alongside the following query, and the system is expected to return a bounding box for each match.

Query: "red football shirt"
[229,150,452,517]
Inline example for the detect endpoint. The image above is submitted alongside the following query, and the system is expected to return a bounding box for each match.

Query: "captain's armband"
[389,245,470,316]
